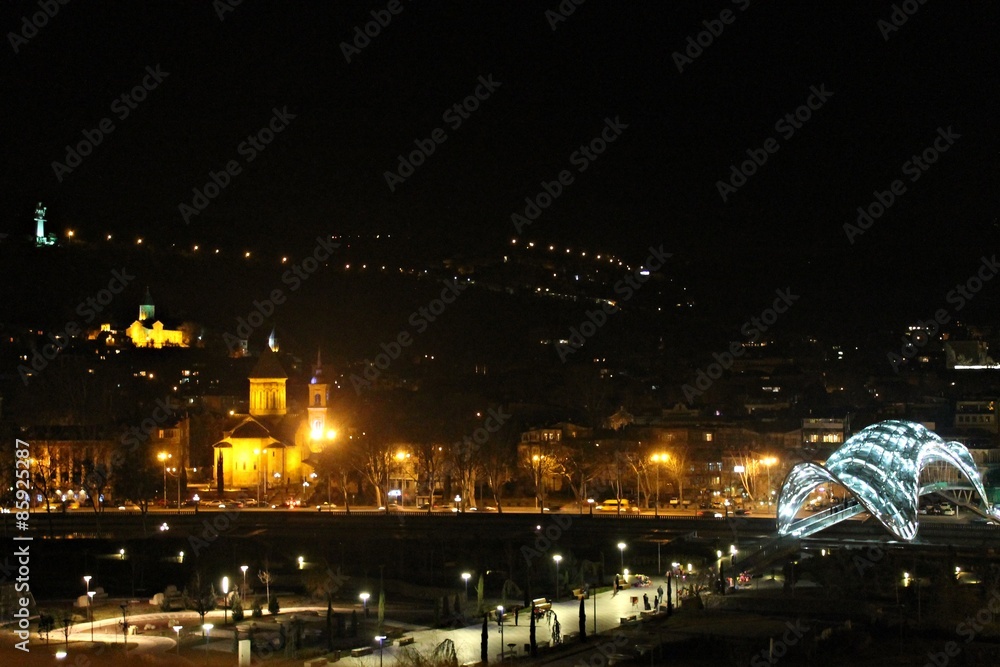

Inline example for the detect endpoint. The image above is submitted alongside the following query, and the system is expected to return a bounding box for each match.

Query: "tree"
[258,568,273,607]
[521,444,561,511]
[184,570,215,625]
[377,590,385,634]
[662,445,691,504]
[112,443,160,517]
[415,442,448,512]
[476,574,485,614]
[559,439,605,510]
[231,593,244,622]
[529,602,537,656]
[481,614,488,664]
[730,450,767,502]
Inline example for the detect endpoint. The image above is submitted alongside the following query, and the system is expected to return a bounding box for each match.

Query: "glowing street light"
[172,625,183,655]
[240,565,249,599]
[461,572,471,599]
[157,452,171,507]
[376,635,387,667]
[497,605,505,651]
[553,555,562,601]
[617,542,626,575]
[87,592,95,641]
[221,577,229,624]
[360,592,370,617]
[202,623,213,658]
[650,453,669,517]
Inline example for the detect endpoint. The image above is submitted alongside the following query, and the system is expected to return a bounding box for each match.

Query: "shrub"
[268,597,280,615]
[231,594,244,622]
[251,598,263,618]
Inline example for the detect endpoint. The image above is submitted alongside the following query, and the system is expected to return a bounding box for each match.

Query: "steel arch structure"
[777,420,993,540]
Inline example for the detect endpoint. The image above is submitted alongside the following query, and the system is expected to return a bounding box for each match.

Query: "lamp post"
[254,449,261,506]
[553,555,562,602]
[360,592,370,618]
[497,605,504,656]
[172,625,182,655]
[158,452,171,507]
[83,575,92,630]
[761,457,777,512]
[461,572,471,599]
[617,542,626,575]
[87,592,95,641]
[202,623,213,662]
[120,603,129,654]
[376,635,386,667]
[588,498,594,516]
[650,453,667,517]
[241,565,249,600]
[221,577,229,624]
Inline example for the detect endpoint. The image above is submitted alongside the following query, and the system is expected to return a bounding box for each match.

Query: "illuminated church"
[126,288,187,348]
[212,350,337,498]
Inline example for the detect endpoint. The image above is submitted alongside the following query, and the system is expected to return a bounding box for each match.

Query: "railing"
[781,500,863,538]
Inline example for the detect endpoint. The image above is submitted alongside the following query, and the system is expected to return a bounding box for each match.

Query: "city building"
[125,288,188,348]
[211,351,335,498]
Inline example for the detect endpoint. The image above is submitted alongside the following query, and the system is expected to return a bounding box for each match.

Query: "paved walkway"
[58,586,677,663]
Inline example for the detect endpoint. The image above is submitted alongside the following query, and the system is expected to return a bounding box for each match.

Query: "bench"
[304,659,327,667]
[619,615,638,624]
[572,588,589,600]
[398,636,415,646]
[350,646,373,657]
[532,597,551,617]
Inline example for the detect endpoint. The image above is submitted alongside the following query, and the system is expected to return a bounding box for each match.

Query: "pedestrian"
[614,574,620,591]
[643,594,650,610]
[514,607,519,626]
[657,584,664,600]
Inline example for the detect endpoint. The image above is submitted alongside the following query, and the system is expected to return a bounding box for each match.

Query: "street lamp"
[172,625,183,655]
[120,603,129,653]
[375,634,387,667]
[761,457,778,512]
[158,452,171,507]
[253,448,261,506]
[553,555,562,601]
[360,592,370,618]
[202,623,213,660]
[119,548,125,560]
[650,453,668,517]
[461,572,471,599]
[587,497,595,516]
[87,592,95,641]
[497,605,505,654]
[221,577,229,624]
[241,565,249,599]
[617,542,626,575]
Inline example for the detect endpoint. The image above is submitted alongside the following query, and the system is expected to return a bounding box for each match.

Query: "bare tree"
[258,568,273,607]
[661,445,691,505]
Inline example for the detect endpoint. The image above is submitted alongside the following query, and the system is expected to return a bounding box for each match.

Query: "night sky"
[4,1,1000,331]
